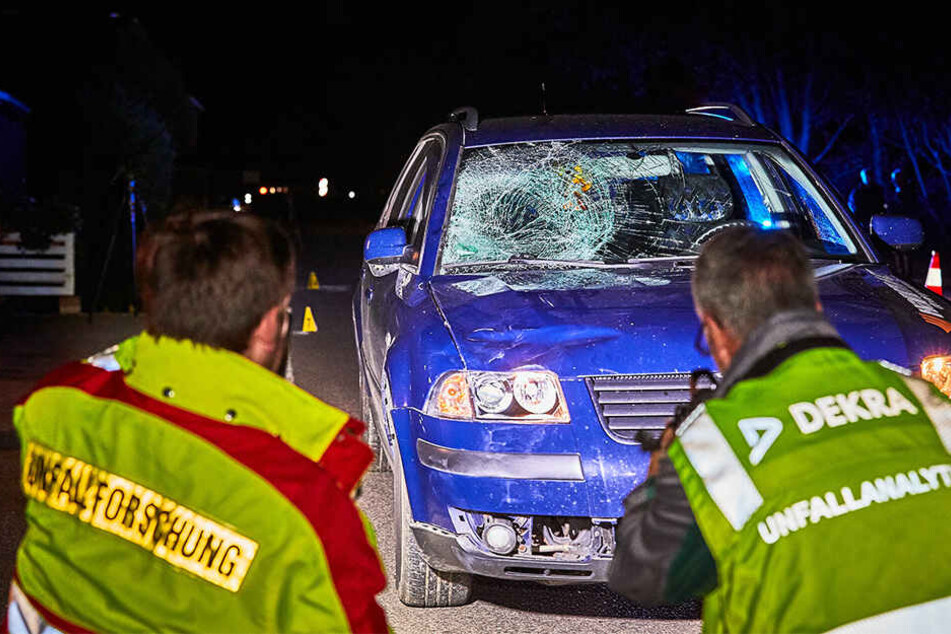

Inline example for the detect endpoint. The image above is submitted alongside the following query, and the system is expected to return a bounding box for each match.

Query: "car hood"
[428,263,951,377]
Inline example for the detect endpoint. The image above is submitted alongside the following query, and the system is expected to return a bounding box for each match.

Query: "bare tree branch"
[918,120,951,204]
[799,72,813,153]
[812,115,854,164]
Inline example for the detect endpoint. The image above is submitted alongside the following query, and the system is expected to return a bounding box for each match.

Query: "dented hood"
[428,264,951,377]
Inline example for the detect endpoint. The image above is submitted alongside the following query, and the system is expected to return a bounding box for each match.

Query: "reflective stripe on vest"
[677,405,764,530]
[823,595,951,634]
[903,377,951,453]
[7,581,66,634]
[85,345,121,372]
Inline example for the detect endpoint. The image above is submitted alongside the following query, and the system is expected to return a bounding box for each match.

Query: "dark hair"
[692,227,818,340]
[137,212,295,352]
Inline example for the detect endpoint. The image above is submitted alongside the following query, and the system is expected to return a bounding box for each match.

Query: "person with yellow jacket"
[5,213,389,633]
[609,227,951,633]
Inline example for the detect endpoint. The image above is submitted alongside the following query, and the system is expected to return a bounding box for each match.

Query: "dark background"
[1,3,948,306]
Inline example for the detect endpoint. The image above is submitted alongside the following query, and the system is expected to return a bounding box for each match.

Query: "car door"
[360,135,445,397]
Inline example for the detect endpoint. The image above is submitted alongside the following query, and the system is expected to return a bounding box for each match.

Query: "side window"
[760,155,857,255]
[386,137,444,263]
[399,167,428,250]
[378,144,427,229]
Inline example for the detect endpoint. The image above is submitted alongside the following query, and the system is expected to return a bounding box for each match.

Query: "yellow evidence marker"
[307,272,320,289]
[302,306,318,333]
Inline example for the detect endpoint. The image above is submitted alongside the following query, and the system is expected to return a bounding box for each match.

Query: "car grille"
[585,372,714,443]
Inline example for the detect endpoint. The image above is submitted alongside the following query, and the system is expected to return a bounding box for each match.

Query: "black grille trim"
[586,372,713,443]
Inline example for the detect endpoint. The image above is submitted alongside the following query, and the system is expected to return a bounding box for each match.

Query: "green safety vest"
[668,346,951,633]
[12,333,388,633]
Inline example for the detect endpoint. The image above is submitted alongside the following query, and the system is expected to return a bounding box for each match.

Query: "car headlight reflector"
[472,375,513,414]
[921,355,951,397]
[513,372,559,414]
[425,370,569,422]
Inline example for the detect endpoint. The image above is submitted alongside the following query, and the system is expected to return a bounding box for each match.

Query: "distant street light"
[244,193,252,204]
[348,191,356,199]
[269,187,276,194]
[318,177,329,198]
[259,186,268,195]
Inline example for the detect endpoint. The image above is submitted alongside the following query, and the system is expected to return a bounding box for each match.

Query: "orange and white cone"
[925,251,943,296]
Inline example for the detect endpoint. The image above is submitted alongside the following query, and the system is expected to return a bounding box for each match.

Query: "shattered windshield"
[440,141,858,270]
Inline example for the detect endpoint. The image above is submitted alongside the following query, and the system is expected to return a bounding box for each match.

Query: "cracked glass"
[440,141,857,272]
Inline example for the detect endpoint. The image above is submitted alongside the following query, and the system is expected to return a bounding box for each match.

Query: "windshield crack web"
[442,142,734,267]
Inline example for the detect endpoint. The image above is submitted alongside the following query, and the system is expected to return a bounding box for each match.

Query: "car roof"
[456,113,780,147]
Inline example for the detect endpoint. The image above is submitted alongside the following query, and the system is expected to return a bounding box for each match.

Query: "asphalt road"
[0,220,701,632]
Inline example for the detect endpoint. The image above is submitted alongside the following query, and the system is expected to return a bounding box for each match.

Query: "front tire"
[394,474,472,607]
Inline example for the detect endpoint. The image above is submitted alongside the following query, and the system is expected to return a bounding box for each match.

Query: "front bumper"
[391,405,649,529]
[411,520,613,583]
[386,398,643,583]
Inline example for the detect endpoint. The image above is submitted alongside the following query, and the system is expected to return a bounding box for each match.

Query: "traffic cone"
[302,306,318,333]
[925,251,943,296]
[307,271,320,290]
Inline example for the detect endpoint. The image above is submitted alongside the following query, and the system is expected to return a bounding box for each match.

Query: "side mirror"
[364,227,407,263]
[870,215,923,252]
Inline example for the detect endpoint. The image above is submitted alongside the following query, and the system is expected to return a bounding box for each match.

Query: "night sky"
[3,3,948,210]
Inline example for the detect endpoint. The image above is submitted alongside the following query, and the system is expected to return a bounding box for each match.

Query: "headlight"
[472,375,513,414]
[512,373,558,414]
[425,370,569,422]
[921,355,951,397]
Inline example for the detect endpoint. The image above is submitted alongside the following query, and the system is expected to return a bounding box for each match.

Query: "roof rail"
[449,106,479,132]
[685,103,755,126]
[0,90,30,114]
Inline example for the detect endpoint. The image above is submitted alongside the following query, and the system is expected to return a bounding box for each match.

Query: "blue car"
[353,105,951,606]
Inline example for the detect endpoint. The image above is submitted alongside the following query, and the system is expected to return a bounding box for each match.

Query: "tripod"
[89,176,145,320]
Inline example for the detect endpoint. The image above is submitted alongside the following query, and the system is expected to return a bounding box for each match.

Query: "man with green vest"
[608,227,951,633]
[5,213,389,633]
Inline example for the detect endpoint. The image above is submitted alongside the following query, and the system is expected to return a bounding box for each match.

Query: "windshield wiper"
[445,257,616,271]
[809,256,864,265]
[504,256,612,268]
[624,255,698,267]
